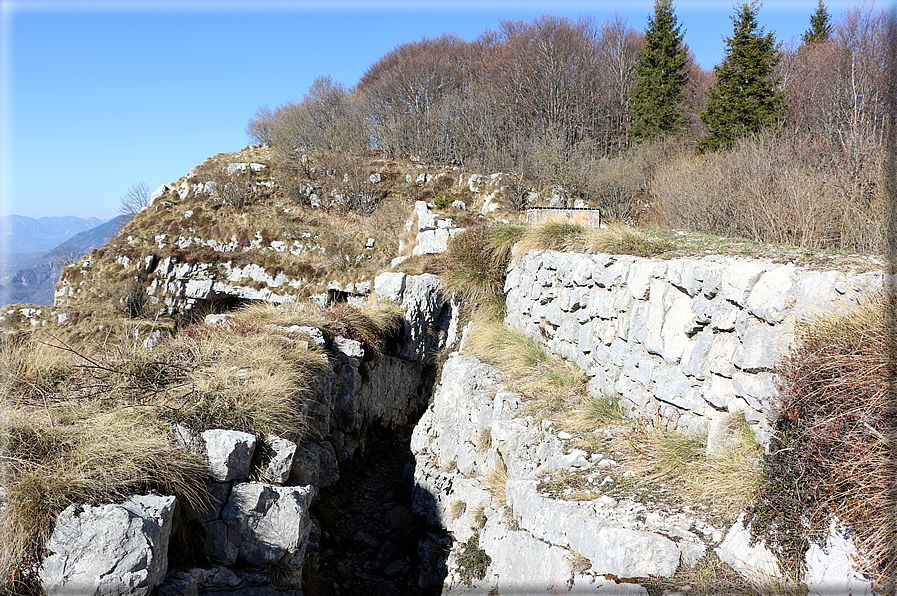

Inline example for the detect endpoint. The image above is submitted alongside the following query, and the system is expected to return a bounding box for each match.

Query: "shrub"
[652,131,890,254]
[456,532,492,587]
[747,293,896,583]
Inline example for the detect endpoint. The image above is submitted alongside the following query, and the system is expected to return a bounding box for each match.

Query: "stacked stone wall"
[504,249,888,447]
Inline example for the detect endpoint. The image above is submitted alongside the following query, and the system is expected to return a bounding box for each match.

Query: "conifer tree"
[629,0,689,140]
[802,0,832,44]
[697,1,786,153]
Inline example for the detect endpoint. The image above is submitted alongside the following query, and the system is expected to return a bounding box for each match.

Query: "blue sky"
[1,0,858,221]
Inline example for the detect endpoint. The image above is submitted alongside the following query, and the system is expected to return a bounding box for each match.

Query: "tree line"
[247,1,895,252]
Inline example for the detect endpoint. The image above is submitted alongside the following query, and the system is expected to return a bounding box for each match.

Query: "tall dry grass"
[747,292,897,584]
[439,220,525,314]
[0,301,354,592]
[621,413,764,521]
[1,407,208,591]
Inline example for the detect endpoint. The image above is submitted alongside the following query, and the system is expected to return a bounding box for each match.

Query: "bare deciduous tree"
[118,181,150,217]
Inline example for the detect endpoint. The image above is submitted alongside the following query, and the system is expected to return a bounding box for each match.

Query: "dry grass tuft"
[620,414,763,522]
[641,551,804,596]
[320,302,404,353]
[463,319,547,379]
[439,220,524,312]
[486,460,508,507]
[160,320,327,436]
[513,221,587,255]
[449,500,467,521]
[585,222,675,257]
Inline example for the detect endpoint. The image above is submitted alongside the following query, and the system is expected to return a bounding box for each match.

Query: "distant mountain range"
[1,215,106,254]
[1,215,131,307]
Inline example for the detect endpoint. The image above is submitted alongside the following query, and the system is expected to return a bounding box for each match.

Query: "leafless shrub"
[652,131,890,253]
[209,166,257,209]
[118,181,150,217]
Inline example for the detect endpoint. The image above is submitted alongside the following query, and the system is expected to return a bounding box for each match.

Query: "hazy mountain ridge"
[1,215,106,254]
[0,215,130,306]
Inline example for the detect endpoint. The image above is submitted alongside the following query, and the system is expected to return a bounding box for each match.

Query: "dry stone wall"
[504,250,888,448]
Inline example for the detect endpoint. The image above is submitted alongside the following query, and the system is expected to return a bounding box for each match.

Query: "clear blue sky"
[1,0,858,220]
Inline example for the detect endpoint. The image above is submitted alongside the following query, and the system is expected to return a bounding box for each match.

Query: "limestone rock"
[715,514,779,583]
[746,265,796,324]
[374,272,407,302]
[332,336,365,366]
[39,495,176,596]
[202,430,257,482]
[732,325,792,372]
[721,261,766,306]
[221,482,317,566]
[290,441,340,487]
[805,518,874,596]
[262,435,297,484]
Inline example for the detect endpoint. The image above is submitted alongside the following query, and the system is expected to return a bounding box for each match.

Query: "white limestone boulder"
[202,429,257,482]
[221,482,317,566]
[39,495,176,596]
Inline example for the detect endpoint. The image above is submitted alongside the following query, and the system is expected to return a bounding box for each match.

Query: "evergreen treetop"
[696,1,786,153]
[802,0,833,44]
[629,0,689,140]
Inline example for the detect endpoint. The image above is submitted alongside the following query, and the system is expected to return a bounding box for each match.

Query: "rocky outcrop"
[410,354,720,593]
[40,272,453,596]
[504,250,887,448]
[411,344,877,594]
[410,200,466,256]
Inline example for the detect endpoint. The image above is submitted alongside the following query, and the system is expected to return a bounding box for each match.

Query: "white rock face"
[202,430,257,482]
[414,354,705,589]
[504,250,880,447]
[39,495,176,596]
[805,518,874,596]
[221,482,316,565]
[715,515,780,582]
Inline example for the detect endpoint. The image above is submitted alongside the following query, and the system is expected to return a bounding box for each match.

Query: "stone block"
[711,301,739,332]
[702,374,735,410]
[715,514,780,583]
[681,331,714,380]
[202,430,257,482]
[222,482,316,566]
[262,435,297,484]
[721,261,766,307]
[732,325,792,372]
[39,495,176,596]
[805,518,874,596]
[374,272,406,302]
[627,260,655,300]
[746,264,796,324]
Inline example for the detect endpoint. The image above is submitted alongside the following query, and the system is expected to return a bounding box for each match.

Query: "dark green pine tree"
[696,1,787,153]
[802,0,833,44]
[629,0,689,140]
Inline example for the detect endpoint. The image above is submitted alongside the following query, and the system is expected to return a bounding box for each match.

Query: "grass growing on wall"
[747,292,896,584]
